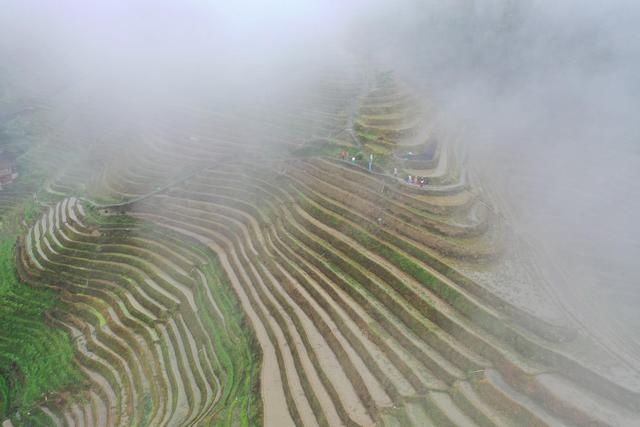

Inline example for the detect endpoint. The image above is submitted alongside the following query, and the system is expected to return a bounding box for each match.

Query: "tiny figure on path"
[393,167,398,177]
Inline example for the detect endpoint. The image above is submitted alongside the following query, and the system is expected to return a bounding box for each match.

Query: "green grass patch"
[356,130,379,142]
[291,140,395,173]
[291,140,354,159]
[0,238,81,421]
[0,132,81,422]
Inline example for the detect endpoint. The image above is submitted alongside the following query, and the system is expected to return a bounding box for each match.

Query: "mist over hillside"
[1,1,639,425]
[356,0,640,370]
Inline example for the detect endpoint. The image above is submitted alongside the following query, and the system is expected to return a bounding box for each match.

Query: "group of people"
[392,167,427,188]
[406,174,428,188]
[338,152,428,188]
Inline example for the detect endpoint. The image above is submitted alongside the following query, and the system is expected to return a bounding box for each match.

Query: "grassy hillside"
[0,238,80,420]
[0,111,80,424]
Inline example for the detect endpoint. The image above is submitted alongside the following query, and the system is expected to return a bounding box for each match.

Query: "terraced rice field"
[354,77,426,148]
[19,197,259,425]
[3,69,640,426]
